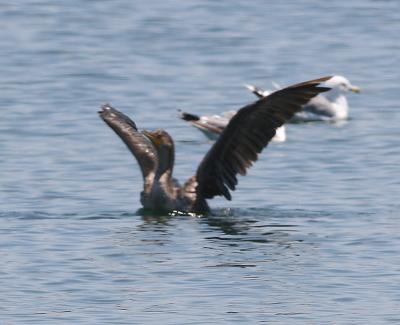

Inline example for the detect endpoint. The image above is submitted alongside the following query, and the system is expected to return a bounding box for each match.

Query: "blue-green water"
[1,1,399,324]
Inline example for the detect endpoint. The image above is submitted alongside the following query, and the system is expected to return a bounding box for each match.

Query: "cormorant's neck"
[155,145,175,180]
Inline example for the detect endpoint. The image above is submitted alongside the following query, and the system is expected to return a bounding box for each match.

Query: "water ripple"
[1,0,399,324]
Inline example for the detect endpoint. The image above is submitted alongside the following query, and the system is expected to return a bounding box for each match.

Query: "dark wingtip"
[314,75,333,83]
[282,76,333,95]
[98,103,138,130]
[317,86,331,93]
[316,76,333,91]
[289,75,333,88]
[179,111,200,122]
[98,103,115,115]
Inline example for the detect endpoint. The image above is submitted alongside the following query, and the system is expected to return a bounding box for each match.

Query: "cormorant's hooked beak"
[143,130,162,147]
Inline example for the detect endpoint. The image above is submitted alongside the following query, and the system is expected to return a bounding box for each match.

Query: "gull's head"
[325,75,360,93]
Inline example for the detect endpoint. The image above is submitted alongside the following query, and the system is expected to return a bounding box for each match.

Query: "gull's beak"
[349,85,361,93]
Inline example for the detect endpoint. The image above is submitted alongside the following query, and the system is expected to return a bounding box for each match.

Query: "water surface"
[0,1,399,324]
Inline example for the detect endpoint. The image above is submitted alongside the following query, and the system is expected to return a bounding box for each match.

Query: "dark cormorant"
[99,76,331,214]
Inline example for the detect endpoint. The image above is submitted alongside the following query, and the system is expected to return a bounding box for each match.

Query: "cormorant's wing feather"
[302,95,336,117]
[99,104,158,182]
[195,76,332,200]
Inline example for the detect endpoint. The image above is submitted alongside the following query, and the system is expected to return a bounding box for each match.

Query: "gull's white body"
[246,75,360,123]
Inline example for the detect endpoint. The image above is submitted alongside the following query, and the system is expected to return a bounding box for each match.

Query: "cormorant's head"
[143,129,173,150]
[143,129,175,175]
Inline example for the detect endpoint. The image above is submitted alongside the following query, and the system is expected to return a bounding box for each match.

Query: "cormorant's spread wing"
[99,104,158,181]
[195,76,332,200]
